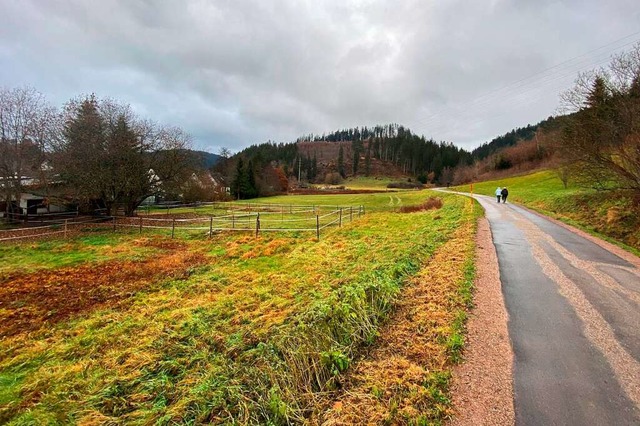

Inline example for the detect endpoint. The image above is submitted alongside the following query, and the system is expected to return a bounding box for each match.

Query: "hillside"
[297,140,406,179]
[453,170,640,253]
[191,150,222,169]
[471,115,565,160]
[226,124,472,198]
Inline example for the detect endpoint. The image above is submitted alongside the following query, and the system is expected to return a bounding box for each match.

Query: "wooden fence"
[0,204,365,242]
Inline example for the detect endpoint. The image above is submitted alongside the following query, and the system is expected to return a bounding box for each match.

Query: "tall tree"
[364,145,371,176]
[231,157,258,199]
[57,95,192,215]
[0,87,58,217]
[559,43,640,195]
[337,145,345,178]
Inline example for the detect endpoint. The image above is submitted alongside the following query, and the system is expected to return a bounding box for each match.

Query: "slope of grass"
[453,170,640,253]
[0,192,477,424]
[316,201,480,425]
[341,176,399,190]
[234,190,427,211]
[144,189,430,216]
[0,234,161,277]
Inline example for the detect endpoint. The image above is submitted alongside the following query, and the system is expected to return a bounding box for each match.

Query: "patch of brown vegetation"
[0,248,207,338]
[130,236,188,250]
[399,197,443,213]
[316,222,473,425]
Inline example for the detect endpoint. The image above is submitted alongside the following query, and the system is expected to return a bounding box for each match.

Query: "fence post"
[209,216,213,238]
[255,213,260,238]
[316,214,320,240]
[113,216,116,232]
[350,207,353,222]
[339,208,342,227]
[171,218,175,239]
[139,216,143,234]
[64,219,68,238]
[232,212,235,229]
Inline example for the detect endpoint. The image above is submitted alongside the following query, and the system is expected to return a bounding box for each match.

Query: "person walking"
[495,187,502,203]
[501,187,509,203]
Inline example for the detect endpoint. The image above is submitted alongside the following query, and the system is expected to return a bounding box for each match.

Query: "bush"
[324,172,343,185]
[387,181,423,189]
[399,197,443,213]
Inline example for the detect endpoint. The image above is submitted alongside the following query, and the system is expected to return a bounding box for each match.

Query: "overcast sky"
[1,0,639,153]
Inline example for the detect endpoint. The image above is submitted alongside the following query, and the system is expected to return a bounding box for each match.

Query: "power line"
[419,51,625,135]
[406,32,640,136]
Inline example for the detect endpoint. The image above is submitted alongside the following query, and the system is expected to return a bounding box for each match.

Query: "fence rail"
[1,204,365,242]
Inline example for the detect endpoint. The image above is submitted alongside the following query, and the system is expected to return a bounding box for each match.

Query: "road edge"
[449,216,515,425]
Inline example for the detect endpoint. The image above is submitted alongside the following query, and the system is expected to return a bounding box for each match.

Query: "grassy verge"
[453,170,640,254]
[0,192,476,424]
[315,198,481,424]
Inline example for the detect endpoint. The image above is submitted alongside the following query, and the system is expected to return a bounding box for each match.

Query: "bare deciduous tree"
[558,43,640,197]
[0,86,58,217]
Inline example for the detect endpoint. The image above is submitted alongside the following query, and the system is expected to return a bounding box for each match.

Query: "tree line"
[217,123,474,199]
[0,88,195,217]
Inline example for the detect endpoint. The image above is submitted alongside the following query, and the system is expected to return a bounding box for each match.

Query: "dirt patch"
[449,217,515,425]
[0,249,207,338]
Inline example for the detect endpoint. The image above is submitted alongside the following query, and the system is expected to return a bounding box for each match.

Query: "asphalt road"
[474,194,640,425]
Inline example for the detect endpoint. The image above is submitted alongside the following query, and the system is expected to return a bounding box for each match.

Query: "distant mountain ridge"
[471,115,564,160]
[191,150,222,169]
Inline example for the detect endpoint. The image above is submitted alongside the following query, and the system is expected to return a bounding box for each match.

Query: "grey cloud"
[1,0,639,153]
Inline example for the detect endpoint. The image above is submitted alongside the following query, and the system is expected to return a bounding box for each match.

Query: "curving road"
[473,194,640,425]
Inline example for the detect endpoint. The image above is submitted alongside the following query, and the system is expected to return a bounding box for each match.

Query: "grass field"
[453,170,640,253]
[341,176,402,190]
[142,189,427,217]
[0,190,479,424]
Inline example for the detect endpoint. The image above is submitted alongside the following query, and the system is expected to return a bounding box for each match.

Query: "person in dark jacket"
[501,187,509,203]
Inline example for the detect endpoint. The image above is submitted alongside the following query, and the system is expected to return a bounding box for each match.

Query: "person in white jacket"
[495,187,502,203]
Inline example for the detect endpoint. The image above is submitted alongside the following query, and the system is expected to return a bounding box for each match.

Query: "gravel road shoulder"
[449,217,515,425]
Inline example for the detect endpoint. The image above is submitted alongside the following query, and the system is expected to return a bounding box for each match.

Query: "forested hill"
[191,150,222,169]
[230,124,472,186]
[471,115,563,160]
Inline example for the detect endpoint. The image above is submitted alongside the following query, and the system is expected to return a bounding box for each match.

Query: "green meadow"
[454,170,640,253]
[0,190,479,424]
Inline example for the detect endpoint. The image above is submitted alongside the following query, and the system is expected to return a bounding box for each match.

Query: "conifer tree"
[338,145,345,178]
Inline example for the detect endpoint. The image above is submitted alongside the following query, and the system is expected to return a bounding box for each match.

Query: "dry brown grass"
[0,240,207,337]
[399,197,443,213]
[313,219,475,425]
